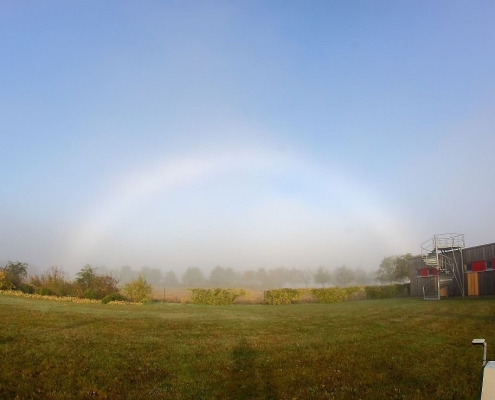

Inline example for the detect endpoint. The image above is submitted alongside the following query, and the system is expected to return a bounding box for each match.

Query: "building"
[409,233,495,299]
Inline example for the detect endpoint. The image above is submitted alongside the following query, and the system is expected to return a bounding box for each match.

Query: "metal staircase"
[420,233,465,300]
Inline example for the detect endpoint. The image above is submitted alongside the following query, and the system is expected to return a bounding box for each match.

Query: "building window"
[467,263,472,272]
[487,261,493,271]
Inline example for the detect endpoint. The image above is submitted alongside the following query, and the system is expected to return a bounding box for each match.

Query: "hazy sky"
[1,1,494,275]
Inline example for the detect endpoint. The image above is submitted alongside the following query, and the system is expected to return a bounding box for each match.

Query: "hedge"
[188,288,248,305]
[310,286,365,303]
[264,288,302,305]
[365,283,410,299]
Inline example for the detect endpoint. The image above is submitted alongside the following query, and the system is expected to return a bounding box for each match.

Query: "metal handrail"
[420,234,465,298]
[421,233,465,257]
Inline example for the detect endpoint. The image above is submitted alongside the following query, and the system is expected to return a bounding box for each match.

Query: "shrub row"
[264,288,302,305]
[310,286,365,303]
[0,290,141,305]
[364,283,410,299]
[188,288,248,305]
[2,283,411,306]
[264,285,410,305]
[264,287,367,305]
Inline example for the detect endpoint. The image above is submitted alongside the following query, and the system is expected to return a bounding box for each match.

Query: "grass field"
[1,295,494,399]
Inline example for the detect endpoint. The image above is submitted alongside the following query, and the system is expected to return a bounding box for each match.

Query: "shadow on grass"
[0,336,15,345]
[225,338,278,400]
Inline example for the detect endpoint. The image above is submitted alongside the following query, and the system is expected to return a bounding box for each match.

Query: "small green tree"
[75,265,97,294]
[376,254,412,284]
[395,253,413,283]
[376,256,396,284]
[74,265,119,299]
[2,261,28,289]
[124,275,153,303]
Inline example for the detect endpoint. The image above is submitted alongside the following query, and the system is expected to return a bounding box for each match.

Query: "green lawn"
[1,295,493,399]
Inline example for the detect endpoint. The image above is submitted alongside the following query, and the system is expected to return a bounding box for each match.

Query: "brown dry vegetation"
[154,287,266,304]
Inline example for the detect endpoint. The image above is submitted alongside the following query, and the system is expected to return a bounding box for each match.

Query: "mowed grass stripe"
[1,295,493,399]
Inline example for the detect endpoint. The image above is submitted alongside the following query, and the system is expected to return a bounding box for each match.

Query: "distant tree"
[224,267,238,286]
[353,267,371,286]
[367,270,378,283]
[334,265,355,287]
[300,268,314,288]
[376,254,412,284]
[313,266,332,287]
[255,268,270,288]
[139,267,163,285]
[2,261,28,289]
[118,265,135,284]
[123,275,153,303]
[240,270,257,287]
[163,270,180,287]
[182,267,205,287]
[209,266,237,287]
[96,265,111,275]
[286,268,301,286]
[268,267,292,288]
[209,266,224,286]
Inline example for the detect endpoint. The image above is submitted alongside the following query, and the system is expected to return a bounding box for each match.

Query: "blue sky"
[1,1,494,274]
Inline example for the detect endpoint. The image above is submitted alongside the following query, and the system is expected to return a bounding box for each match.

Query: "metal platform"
[420,233,465,299]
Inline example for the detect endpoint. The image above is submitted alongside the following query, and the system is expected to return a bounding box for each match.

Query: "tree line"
[122,258,411,288]
[0,262,153,303]
[119,265,379,288]
[0,254,412,296]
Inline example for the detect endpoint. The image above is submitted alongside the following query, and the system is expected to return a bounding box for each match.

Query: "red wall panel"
[472,261,486,272]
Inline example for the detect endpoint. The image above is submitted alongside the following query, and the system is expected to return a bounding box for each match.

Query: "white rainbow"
[67,147,412,268]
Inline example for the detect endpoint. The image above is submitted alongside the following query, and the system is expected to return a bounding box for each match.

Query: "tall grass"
[1,294,493,399]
